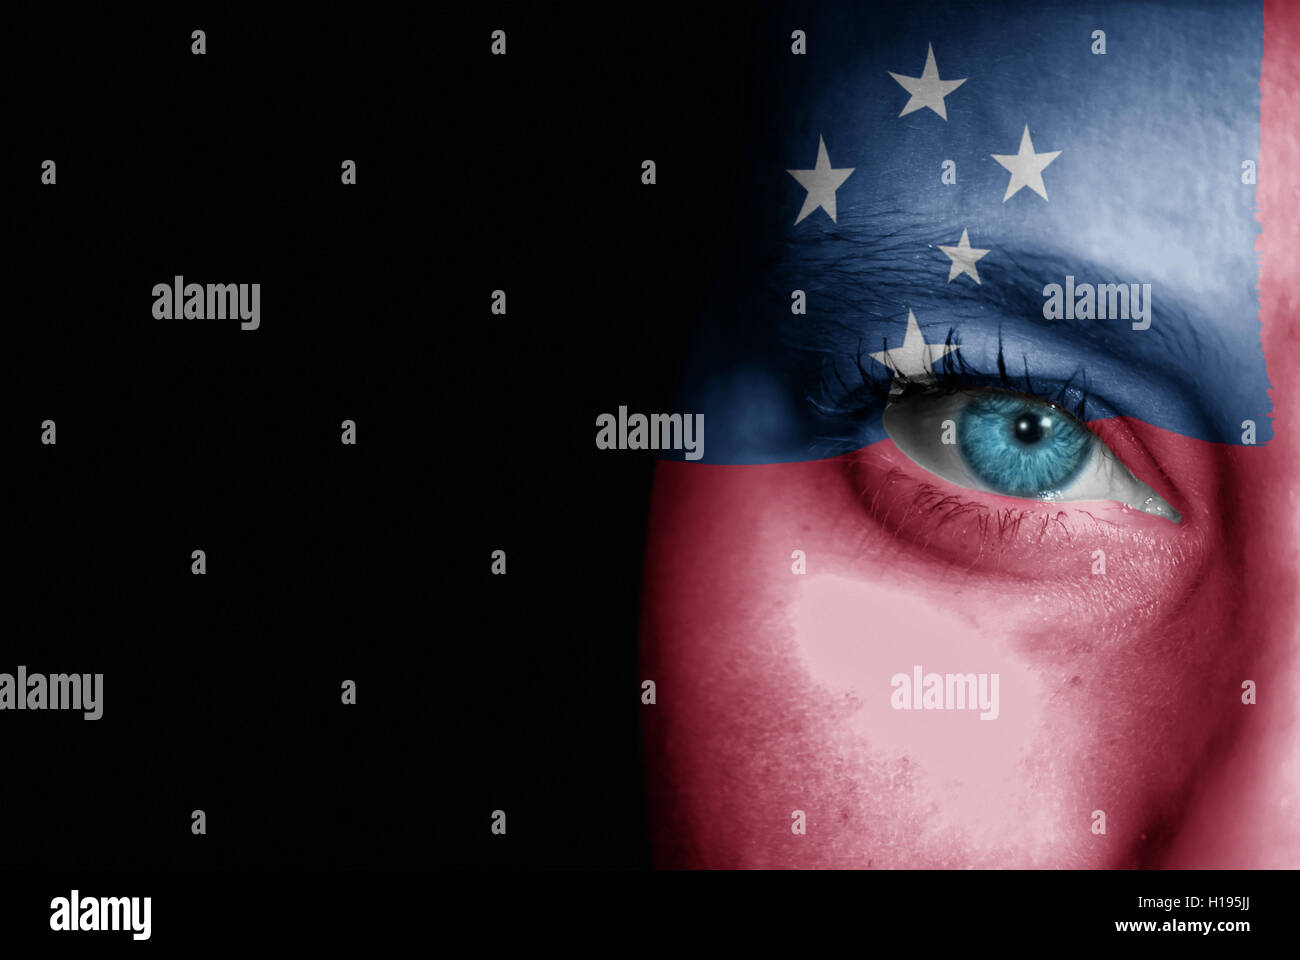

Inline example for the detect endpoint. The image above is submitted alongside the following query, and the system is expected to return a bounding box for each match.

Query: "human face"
[640,0,1299,868]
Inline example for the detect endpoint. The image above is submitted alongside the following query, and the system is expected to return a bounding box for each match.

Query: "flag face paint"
[640,1,1300,868]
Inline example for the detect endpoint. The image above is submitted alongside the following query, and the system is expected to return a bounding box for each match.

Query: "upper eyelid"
[811,332,1109,423]
[809,313,1220,438]
[908,381,1101,427]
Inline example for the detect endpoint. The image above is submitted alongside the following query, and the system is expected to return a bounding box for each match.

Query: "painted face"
[640,2,1300,868]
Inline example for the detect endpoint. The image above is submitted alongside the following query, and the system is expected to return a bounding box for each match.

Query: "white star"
[888,44,967,120]
[991,125,1062,201]
[869,309,958,381]
[938,228,990,284]
[786,135,855,225]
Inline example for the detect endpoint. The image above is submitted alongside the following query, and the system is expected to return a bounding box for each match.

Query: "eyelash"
[847,458,1124,568]
[811,327,1101,430]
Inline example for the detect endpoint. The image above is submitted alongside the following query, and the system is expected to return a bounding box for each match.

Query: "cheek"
[641,431,1255,866]
[845,418,1245,676]
[786,572,1052,846]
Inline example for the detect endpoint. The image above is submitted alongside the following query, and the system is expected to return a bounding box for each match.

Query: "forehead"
[768,2,1260,312]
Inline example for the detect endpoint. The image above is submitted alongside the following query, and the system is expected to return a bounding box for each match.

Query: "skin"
[639,3,1299,869]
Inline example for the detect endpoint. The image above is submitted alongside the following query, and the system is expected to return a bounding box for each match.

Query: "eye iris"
[957,395,1092,497]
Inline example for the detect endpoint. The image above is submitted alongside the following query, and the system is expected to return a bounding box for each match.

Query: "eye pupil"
[1013,412,1044,444]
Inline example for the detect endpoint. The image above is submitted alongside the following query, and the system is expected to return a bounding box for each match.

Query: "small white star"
[888,44,967,120]
[869,309,958,381]
[991,125,1062,201]
[786,135,855,225]
[938,228,990,284]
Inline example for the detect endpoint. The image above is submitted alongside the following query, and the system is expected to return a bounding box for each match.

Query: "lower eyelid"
[856,461,1107,568]
[843,440,1191,580]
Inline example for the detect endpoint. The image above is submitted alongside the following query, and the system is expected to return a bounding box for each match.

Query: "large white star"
[869,309,958,381]
[786,135,855,225]
[888,44,966,120]
[991,125,1062,201]
[938,228,990,284]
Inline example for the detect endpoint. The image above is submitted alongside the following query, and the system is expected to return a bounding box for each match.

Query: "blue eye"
[957,393,1092,497]
[881,386,1181,523]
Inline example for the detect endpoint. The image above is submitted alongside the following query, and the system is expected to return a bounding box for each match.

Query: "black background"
[9,10,427,874]
[449,4,755,870]
[4,0,746,912]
